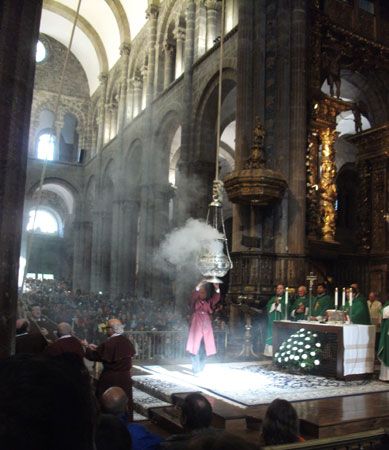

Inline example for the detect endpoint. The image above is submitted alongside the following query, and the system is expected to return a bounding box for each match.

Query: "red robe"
[186,290,220,356]
[85,334,135,398]
[45,335,85,360]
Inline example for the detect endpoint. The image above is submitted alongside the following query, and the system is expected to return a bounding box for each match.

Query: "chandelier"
[197,0,232,284]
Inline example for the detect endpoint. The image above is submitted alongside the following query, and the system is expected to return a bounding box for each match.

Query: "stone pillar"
[72,218,92,293]
[96,73,108,151]
[195,0,207,59]
[205,0,220,50]
[177,0,196,224]
[174,27,186,79]
[288,0,307,255]
[118,43,131,130]
[145,3,160,105]
[90,209,103,293]
[132,76,142,118]
[0,0,42,358]
[141,66,148,111]
[109,102,118,139]
[126,81,134,122]
[104,103,111,143]
[163,42,175,89]
[111,199,139,297]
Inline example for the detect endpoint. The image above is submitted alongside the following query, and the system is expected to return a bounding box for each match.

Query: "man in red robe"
[186,281,220,375]
[84,318,136,418]
[45,322,85,361]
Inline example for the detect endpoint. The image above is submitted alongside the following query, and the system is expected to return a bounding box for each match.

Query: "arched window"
[37,132,55,161]
[26,208,62,236]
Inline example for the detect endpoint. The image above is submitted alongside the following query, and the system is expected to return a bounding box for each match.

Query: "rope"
[21,0,82,295]
[214,0,226,182]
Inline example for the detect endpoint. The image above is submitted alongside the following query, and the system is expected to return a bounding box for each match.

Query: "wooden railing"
[263,428,389,450]
[125,329,229,362]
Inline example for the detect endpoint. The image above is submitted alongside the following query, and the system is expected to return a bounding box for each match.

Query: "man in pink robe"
[186,281,220,375]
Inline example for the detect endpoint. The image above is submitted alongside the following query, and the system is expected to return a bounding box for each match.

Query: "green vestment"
[291,296,308,321]
[343,294,371,325]
[378,302,389,369]
[310,293,333,317]
[265,294,286,347]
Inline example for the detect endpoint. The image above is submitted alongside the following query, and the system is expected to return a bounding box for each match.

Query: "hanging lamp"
[196,0,232,284]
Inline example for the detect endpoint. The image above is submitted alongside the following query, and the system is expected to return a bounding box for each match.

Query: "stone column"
[126,81,134,122]
[0,0,43,358]
[176,0,196,224]
[163,42,175,89]
[146,3,160,105]
[174,27,186,78]
[205,0,220,50]
[109,102,118,139]
[104,102,111,143]
[96,73,108,151]
[195,0,207,59]
[72,218,92,293]
[132,76,142,118]
[118,42,131,130]
[111,199,139,297]
[288,0,307,255]
[141,66,148,111]
[90,209,103,293]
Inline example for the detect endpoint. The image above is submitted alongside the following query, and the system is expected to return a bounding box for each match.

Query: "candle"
[285,287,289,320]
[350,289,353,308]
[335,287,338,310]
[342,288,346,308]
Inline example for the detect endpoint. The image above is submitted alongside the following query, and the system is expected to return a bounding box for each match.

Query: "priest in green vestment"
[343,284,371,325]
[264,284,286,356]
[290,285,308,321]
[378,301,389,381]
[309,283,333,320]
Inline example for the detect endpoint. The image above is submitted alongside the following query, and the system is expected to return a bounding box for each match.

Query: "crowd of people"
[20,278,211,343]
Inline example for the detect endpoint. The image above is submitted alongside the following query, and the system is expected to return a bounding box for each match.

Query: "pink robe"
[186,290,220,356]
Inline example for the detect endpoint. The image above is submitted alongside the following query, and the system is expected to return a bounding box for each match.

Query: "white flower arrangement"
[274,328,322,372]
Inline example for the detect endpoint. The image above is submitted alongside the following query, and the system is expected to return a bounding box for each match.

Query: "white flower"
[287,350,291,354]
[305,345,311,349]
[292,346,297,351]
[284,357,289,362]
[289,355,294,360]
[287,338,292,342]
[313,333,318,337]
[278,358,282,363]
[298,341,304,345]
[316,343,321,348]
[274,352,279,358]
[286,344,291,349]
[299,328,305,332]
[298,349,303,353]
[302,354,308,360]
[310,351,316,356]
[301,362,306,368]
[281,352,285,356]
[295,355,300,360]
[314,360,320,365]
[305,337,311,341]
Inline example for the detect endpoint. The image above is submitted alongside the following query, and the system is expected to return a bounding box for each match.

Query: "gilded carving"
[319,128,337,241]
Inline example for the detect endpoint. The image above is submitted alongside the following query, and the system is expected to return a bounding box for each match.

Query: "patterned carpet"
[134,361,389,407]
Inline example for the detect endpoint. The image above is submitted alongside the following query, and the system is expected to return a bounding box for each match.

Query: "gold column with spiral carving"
[319,128,337,241]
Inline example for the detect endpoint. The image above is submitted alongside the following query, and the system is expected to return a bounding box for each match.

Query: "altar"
[273,321,376,379]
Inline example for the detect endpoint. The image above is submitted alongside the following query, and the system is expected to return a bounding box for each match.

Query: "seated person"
[100,386,162,450]
[161,393,216,449]
[261,398,302,446]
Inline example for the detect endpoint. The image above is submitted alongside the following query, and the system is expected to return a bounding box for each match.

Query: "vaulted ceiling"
[40,0,150,94]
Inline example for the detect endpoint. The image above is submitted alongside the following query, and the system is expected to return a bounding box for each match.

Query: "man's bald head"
[57,322,72,337]
[100,387,128,416]
[107,319,124,336]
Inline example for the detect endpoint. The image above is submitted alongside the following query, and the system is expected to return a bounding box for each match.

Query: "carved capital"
[146,4,160,20]
[205,0,221,11]
[98,72,108,84]
[163,41,175,54]
[174,27,186,42]
[120,42,131,57]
